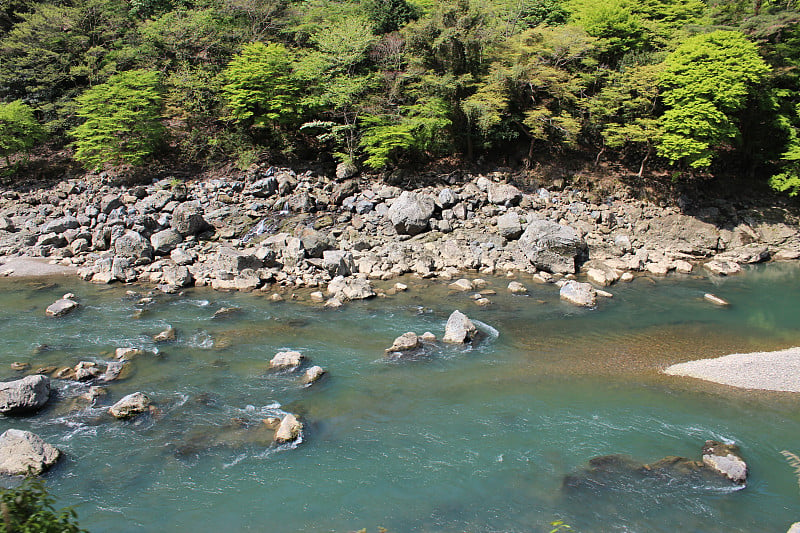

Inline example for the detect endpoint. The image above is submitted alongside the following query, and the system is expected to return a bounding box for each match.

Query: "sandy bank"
[0,256,77,278]
[664,347,800,392]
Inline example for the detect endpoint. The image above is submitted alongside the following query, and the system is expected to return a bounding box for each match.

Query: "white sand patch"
[664,347,800,392]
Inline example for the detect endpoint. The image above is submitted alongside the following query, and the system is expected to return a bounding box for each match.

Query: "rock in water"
[109,392,152,419]
[0,429,61,475]
[559,280,597,307]
[385,332,420,354]
[387,191,435,236]
[274,413,303,444]
[443,310,478,344]
[0,375,50,415]
[518,219,588,274]
[702,440,747,484]
[301,366,326,387]
[269,351,304,371]
[45,298,78,317]
[704,293,730,306]
[327,276,375,301]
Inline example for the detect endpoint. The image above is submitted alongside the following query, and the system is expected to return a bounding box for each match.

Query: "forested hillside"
[1,0,800,194]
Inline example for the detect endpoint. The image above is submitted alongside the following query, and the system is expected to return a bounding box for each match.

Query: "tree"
[0,476,87,533]
[0,99,44,166]
[365,0,417,34]
[71,69,165,169]
[657,30,770,168]
[221,41,299,128]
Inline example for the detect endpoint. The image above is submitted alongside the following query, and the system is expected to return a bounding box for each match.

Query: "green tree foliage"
[0,0,136,133]
[222,41,300,127]
[569,0,645,64]
[365,0,417,34]
[657,30,770,168]
[0,477,87,533]
[0,99,45,166]
[71,69,165,169]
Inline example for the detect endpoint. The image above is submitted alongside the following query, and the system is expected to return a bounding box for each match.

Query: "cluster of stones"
[0,166,797,302]
[564,439,749,493]
[385,309,482,359]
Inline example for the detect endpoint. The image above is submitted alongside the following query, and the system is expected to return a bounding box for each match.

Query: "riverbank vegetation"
[1,0,800,194]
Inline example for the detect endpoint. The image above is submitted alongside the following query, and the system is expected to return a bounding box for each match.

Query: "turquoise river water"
[0,263,799,532]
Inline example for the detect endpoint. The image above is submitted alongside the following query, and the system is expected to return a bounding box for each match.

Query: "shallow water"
[1,264,800,532]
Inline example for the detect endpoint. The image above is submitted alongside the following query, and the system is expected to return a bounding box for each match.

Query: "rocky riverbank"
[0,167,798,301]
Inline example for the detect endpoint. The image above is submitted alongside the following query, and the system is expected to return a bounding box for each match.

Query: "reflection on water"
[0,263,799,532]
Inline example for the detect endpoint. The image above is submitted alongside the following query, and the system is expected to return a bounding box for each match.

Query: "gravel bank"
[664,347,800,392]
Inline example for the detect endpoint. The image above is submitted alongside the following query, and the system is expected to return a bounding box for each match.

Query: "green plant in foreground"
[549,519,572,533]
[0,476,87,532]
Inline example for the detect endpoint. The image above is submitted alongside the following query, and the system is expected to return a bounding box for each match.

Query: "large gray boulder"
[559,280,597,307]
[387,191,435,236]
[109,392,151,419]
[0,429,61,475]
[443,310,478,344]
[42,216,80,234]
[519,219,588,274]
[497,212,523,240]
[171,201,208,236]
[46,298,78,317]
[0,375,51,415]
[215,247,263,272]
[114,230,153,259]
[322,250,355,277]
[269,351,304,371]
[150,229,183,255]
[487,182,522,206]
[327,276,375,301]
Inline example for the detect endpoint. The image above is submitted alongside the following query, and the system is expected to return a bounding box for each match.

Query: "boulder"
[387,191,435,236]
[0,375,50,415]
[704,293,729,306]
[322,250,355,277]
[215,247,263,272]
[704,258,742,276]
[274,413,303,444]
[150,229,183,255]
[443,310,478,344]
[46,298,78,317]
[269,351,304,371]
[42,216,79,234]
[327,276,375,301]
[497,212,523,240]
[161,264,193,290]
[449,278,473,291]
[385,332,420,354]
[171,201,208,236]
[702,440,747,484]
[301,366,326,387]
[0,429,61,475]
[508,281,527,294]
[487,182,522,206]
[559,280,597,307]
[153,327,176,343]
[114,230,153,259]
[109,392,152,419]
[518,220,588,274]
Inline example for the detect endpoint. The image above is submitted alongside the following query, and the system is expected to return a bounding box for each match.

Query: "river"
[1,263,799,532]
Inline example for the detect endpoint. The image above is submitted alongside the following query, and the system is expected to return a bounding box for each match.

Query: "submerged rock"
[443,310,478,344]
[0,375,51,415]
[0,429,61,475]
[109,392,152,419]
[704,293,730,306]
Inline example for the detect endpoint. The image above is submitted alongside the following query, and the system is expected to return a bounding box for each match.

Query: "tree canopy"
[0,0,798,194]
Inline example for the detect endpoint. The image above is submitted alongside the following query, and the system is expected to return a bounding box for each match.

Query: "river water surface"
[1,264,799,532]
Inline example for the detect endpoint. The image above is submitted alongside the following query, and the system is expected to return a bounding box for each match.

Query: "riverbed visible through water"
[1,263,799,532]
